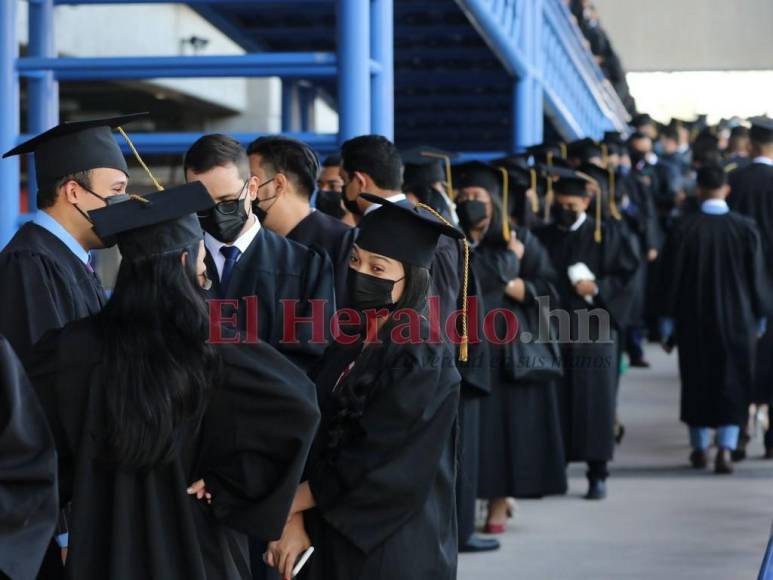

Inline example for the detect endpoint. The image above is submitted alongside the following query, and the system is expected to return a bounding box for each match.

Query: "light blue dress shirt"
[32,211,90,265]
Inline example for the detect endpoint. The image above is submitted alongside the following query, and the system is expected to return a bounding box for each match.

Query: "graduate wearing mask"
[184,134,336,372]
[535,168,640,500]
[0,336,57,580]
[266,195,462,580]
[24,183,320,579]
[247,136,354,308]
[401,146,458,225]
[727,117,773,458]
[315,155,356,227]
[452,162,567,533]
[659,165,770,473]
[337,137,496,552]
[0,113,147,360]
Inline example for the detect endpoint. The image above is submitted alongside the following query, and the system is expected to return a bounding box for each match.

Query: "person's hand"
[505,278,526,302]
[508,231,525,259]
[574,280,597,297]
[647,248,658,262]
[187,479,212,504]
[266,513,311,580]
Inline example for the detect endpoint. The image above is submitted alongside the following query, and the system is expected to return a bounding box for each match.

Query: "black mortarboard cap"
[88,181,214,261]
[356,193,463,268]
[526,142,566,162]
[749,117,773,144]
[631,113,654,127]
[548,167,595,198]
[402,146,455,186]
[3,113,149,192]
[567,138,602,163]
[452,161,502,195]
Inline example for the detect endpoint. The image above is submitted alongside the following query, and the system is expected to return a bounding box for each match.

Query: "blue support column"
[28,0,59,211]
[513,0,543,150]
[337,0,371,141]
[0,0,20,247]
[370,0,393,140]
[299,85,315,133]
[282,81,295,132]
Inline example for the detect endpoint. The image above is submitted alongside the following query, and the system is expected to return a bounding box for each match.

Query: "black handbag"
[504,298,563,383]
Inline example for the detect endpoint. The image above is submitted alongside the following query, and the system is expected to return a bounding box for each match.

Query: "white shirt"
[204,215,261,280]
[569,211,588,232]
[753,156,773,166]
[363,193,407,216]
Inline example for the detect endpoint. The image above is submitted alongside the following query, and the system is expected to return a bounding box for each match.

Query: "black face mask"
[252,177,278,224]
[456,199,488,231]
[629,150,647,166]
[315,189,346,219]
[199,185,250,244]
[78,186,131,247]
[347,269,404,311]
[553,205,580,228]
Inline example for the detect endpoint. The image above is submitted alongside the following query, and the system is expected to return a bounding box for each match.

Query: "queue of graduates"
[0,110,772,580]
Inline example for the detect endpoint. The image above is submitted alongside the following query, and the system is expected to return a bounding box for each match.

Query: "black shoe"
[731,448,747,462]
[459,535,501,553]
[715,448,734,474]
[689,449,708,469]
[629,358,651,368]
[764,448,773,460]
[584,479,607,500]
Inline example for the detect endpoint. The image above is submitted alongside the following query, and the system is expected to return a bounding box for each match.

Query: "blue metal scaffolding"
[0,0,628,246]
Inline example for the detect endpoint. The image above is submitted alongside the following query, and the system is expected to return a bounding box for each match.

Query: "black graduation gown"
[286,210,355,308]
[0,223,106,360]
[473,227,567,498]
[0,336,57,580]
[24,318,320,580]
[205,227,336,372]
[728,162,773,404]
[535,218,640,462]
[302,336,460,580]
[658,211,769,427]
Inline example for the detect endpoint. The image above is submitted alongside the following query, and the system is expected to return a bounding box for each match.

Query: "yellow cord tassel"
[117,126,164,192]
[497,166,511,242]
[601,144,622,220]
[528,168,539,213]
[416,202,470,362]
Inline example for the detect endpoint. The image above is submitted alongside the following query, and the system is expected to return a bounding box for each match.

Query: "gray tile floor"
[459,345,773,580]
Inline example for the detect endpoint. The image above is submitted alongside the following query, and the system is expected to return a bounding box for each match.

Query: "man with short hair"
[184,134,335,371]
[247,136,353,307]
[315,154,355,226]
[0,114,145,359]
[659,164,769,473]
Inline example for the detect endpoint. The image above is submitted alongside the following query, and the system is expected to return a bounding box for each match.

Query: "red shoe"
[484,522,507,534]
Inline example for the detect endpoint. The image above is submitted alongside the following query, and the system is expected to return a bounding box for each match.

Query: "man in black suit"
[184,134,335,372]
[728,117,773,459]
[247,136,354,307]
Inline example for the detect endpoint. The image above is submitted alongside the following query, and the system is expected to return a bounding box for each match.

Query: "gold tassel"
[117,126,164,192]
[558,143,567,159]
[497,166,511,242]
[420,151,454,201]
[528,168,539,213]
[593,180,603,243]
[601,144,622,221]
[417,202,470,362]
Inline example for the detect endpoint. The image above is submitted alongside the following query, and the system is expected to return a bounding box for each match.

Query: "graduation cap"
[88,181,214,260]
[526,142,566,162]
[567,138,603,164]
[749,117,773,144]
[358,193,469,359]
[452,161,514,241]
[631,113,654,128]
[402,146,456,199]
[549,167,606,243]
[2,113,161,193]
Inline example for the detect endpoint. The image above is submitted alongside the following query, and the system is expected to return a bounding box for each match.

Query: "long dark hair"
[326,262,432,453]
[98,243,219,470]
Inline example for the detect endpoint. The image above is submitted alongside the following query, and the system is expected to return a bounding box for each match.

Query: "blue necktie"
[219,246,241,294]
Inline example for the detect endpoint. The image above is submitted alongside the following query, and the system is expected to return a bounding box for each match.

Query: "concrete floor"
[459,345,773,580]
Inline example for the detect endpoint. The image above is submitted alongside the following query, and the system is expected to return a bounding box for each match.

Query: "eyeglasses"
[198,180,249,218]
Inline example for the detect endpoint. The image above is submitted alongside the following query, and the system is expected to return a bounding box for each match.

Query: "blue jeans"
[689,425,740,451]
